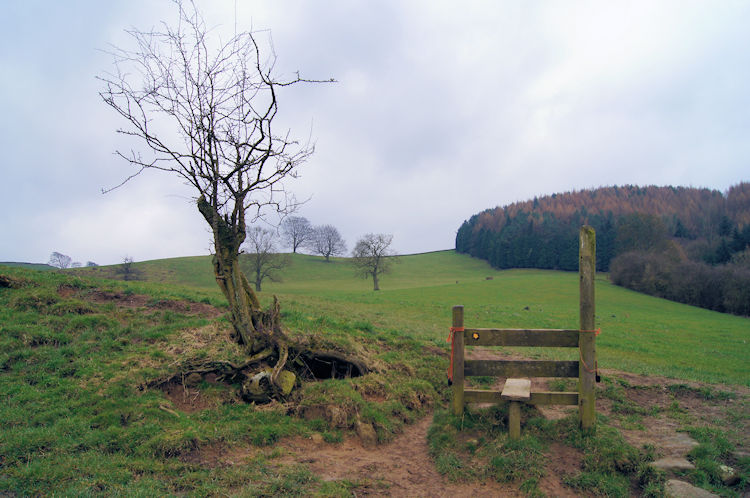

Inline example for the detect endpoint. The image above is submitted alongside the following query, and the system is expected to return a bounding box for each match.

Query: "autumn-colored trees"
[456,183,750,316]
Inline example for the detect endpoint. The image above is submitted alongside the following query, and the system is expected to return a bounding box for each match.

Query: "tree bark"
[197,196,290,386]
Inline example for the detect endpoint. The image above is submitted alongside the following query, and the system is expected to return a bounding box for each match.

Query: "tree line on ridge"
[456,183,750,316]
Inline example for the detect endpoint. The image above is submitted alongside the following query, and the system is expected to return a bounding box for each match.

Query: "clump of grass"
[549,378,575,392]
[682,425,746,493]
[487,436,546,485]
[558,419,664,496]
[469,375,496,389]
[353,320,374,332]
[427,407,663,496]
[10,289,59,311]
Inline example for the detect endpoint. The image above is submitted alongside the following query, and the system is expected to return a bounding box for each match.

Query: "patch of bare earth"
[597,368,750,458]
[279,416,522,497]
[170,348,747,496]
[160,373,236,413]
[179,412,588,497]
[85,289,224,318]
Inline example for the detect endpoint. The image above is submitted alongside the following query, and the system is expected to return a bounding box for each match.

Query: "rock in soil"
[355,420,378,447]
[665,479,718,498]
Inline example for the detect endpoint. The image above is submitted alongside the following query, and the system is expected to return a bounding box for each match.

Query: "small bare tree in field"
[243,226,289,292]
[98,0,363,400]
[49,252,72,269]
[281,216,313,253]
[309,225,347,262]
[351,234,397,290]
[116,256,140,281]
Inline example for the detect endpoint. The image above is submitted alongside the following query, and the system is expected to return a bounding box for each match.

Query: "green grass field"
[2,251,748,495]
[109,250,749,386]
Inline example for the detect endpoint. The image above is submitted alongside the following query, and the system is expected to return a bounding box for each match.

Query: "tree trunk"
[194,197,367,403]
[197,197,290,392]
[373,272,380,291]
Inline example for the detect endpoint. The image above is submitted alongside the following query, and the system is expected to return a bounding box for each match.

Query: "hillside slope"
[3,257,747,496]
[0,262,54,271]
[72,250,749,385]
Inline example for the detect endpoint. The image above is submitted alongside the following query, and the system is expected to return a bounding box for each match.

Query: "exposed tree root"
[144,346,369,404]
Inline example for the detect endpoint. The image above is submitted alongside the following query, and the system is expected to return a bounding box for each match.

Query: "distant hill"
[70,250,500,294]
[456,183,750,272]
[456,183,750,316]
[0,262,54,271]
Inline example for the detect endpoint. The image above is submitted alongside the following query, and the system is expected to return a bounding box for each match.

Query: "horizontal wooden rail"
[465,359,579,378]
[463,328,580,347]
[464,389,579,406]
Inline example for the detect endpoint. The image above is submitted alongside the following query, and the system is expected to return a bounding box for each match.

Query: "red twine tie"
[580,328,602,336]
[579,328,601,374]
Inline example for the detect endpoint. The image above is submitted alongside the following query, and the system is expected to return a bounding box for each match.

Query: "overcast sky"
[2,1,749,265]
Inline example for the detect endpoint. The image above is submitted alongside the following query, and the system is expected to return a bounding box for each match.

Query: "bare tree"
[309,225,346,262]
[49,252,72,269]
[86,261,99,267]
[281,216,313,253]
[116,256,141,281]
[242,226,290,292]
[98,1,362,400]
[351,234,398,290]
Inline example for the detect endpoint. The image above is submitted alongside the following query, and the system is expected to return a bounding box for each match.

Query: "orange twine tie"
[580,328,602,336]
[579,328,601,374]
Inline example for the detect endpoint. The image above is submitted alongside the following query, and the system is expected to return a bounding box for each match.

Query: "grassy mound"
[0,267,439,495]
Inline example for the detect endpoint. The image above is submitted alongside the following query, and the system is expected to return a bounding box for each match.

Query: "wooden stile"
[450,226,597,437]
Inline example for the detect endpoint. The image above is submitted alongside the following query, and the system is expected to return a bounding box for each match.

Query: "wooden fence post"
[452,305,465,416]
[579,226,596,429]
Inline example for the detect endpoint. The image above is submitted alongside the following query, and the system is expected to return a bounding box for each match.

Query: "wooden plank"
[464,328,579,347]
[508,401,521,439]
[579,226,597,429]
[464,390,578,406]
[530,391,578,406]
[464,389,506,404]
[501,378,531,401]
[465,359,579,378]
[451,305,465,416]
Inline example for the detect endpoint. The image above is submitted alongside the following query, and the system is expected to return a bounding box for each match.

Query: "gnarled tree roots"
[146,346,368,404]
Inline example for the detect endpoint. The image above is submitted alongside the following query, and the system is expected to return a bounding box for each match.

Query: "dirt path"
[172,351,747,496]
[278,413,581,497]
[273,367,748,496]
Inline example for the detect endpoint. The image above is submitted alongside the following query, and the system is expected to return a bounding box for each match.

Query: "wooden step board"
[501,378,531,401]
[502,378,531,440]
